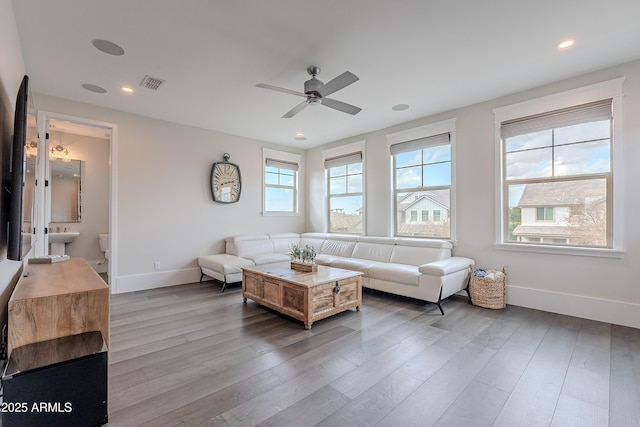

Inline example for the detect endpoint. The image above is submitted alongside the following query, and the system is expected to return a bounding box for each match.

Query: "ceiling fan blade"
[317,71,359,97]
[256,83,307,98]
[321,98,361,115]
[282,100,309,118]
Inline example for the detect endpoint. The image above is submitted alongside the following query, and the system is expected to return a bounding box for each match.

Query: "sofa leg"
[436,288,445,315]
[199,270,204,283]
[221,281,227,293]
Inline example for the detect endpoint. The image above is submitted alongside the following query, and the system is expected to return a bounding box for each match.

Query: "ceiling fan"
[256,66,361,118]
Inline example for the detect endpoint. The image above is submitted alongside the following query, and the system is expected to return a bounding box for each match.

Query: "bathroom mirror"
[50,158,82,222]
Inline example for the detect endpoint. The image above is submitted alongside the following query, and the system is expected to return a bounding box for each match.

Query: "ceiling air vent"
[140,75,166,91]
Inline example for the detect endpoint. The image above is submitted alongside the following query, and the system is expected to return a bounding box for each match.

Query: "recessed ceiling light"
[558,39,575,50]
[121,86,134,93]
[92,39,125,56]
[392,104,409,111]
[82,83,107,94]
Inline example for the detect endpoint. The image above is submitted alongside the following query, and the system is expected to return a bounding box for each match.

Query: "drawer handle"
[335,283,340,294]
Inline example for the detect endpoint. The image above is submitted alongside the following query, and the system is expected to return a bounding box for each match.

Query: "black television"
[7,75,29,261]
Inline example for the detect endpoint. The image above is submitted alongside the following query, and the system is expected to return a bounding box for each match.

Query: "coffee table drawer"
[312,278,359,315]
[335,278,359,308]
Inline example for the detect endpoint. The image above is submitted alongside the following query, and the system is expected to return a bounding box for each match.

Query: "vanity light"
[50,144,70,160]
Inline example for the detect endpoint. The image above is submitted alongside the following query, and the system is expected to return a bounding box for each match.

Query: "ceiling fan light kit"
[256,66,362,118]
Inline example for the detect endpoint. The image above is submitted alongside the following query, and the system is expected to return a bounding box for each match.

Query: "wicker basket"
[469,266,506,309]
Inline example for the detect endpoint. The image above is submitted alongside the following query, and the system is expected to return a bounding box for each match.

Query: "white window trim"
[386,118,457,244]
[262,148,302,216]
[493,77,625,258]
[322,140,366,234]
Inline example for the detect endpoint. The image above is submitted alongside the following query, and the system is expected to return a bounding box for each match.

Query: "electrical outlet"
[154,261,161,271]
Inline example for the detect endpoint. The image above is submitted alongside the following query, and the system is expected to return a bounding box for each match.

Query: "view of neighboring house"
[511,179,607,246]
[397,191,450,237]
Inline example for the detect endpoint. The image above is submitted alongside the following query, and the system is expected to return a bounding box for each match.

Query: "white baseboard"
[113,267,202,294]
[506,284,640,329]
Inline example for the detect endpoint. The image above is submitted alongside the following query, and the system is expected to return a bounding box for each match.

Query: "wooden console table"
[7,258,110,357]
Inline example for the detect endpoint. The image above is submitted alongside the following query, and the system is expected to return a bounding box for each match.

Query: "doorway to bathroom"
[36,111,117,288]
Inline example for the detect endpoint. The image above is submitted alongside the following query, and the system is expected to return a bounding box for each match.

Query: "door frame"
[37,110,118,292]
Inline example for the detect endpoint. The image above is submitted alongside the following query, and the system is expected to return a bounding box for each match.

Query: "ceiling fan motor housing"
[304,77,324,96]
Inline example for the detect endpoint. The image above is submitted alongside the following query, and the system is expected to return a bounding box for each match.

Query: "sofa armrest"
[419,257,475,277]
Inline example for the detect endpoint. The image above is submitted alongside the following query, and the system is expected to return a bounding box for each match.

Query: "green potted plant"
[290,244,317,272]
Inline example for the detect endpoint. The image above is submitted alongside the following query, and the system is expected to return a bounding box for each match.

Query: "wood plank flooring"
[106,280,640,426]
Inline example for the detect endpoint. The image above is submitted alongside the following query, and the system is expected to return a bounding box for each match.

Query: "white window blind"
[501,99,612,139]
[266,158,299,171]
[324,152,362,169]
[390,133,450,156]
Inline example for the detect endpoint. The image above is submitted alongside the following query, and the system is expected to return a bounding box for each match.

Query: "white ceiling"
[12,0,640,149]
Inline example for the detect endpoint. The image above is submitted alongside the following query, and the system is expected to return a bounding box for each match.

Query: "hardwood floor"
[106,280,640,426]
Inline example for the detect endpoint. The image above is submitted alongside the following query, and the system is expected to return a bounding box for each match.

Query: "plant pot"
[290,261,318,272]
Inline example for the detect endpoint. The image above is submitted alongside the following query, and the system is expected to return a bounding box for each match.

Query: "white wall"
[0,0,24,114]
[33,94,306,293]
[307,59,640,328]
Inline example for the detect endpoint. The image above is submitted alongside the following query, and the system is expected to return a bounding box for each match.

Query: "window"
[263,149,301,214]
[392,132,451,238]
[326,152,363,234]
[501,99,613,248]
[536,207,554,221]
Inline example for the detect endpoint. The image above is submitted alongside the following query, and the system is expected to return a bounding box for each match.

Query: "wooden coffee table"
[242,263,362,329]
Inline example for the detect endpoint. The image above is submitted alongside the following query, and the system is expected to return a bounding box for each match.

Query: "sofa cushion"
[320,239,356,257]
[314,254,337,265]
[419,257,475,276]
[198,254,254,275]
[269,233,300,254]
[248,253,291,265]
[351,241,394,262]
[390,243,450,266]
[367,263,421,287]
[330,257,380,274]
[226,235,275,258]
[300,233,328,252]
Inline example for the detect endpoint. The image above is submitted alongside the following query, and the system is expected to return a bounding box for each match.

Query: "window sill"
[495,243,625,259]
[261,211,300,217]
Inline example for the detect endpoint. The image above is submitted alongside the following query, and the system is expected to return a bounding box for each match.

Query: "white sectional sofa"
[198,232,474,314]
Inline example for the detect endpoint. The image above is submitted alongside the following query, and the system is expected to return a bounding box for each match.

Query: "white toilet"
[98,233,110,261]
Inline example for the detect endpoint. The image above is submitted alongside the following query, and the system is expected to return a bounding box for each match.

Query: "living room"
[1,1,639,425]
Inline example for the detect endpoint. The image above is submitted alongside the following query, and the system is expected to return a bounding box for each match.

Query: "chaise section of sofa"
[198,233,295,291]
[198,232,474,313]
